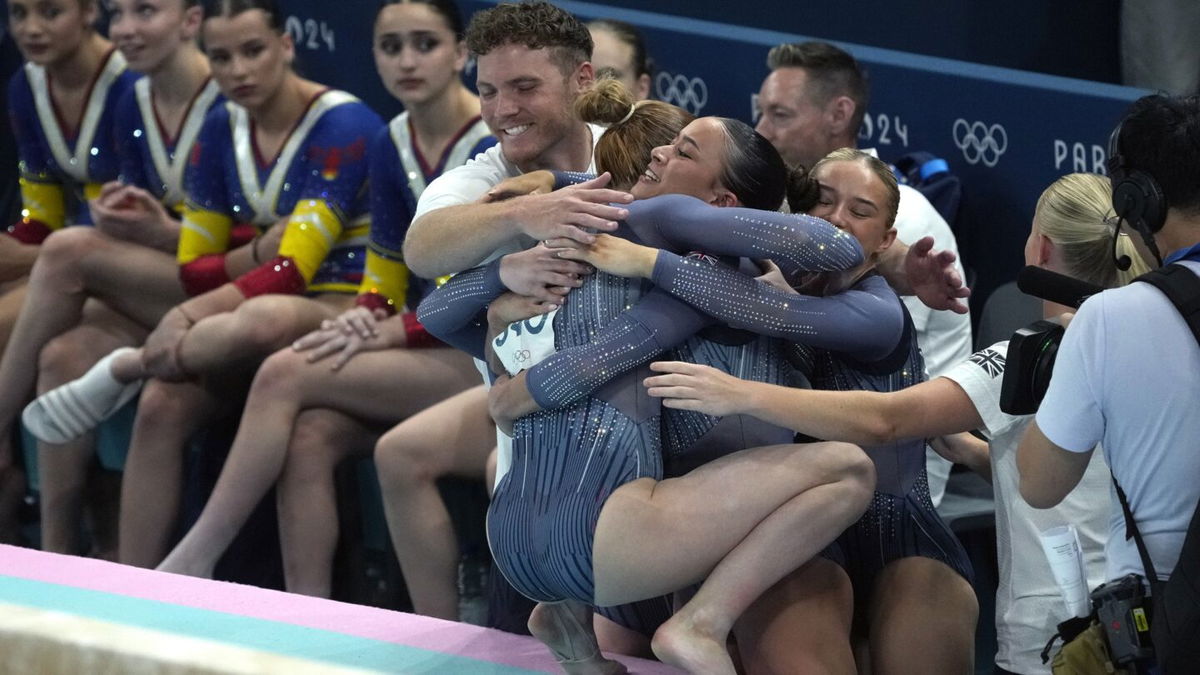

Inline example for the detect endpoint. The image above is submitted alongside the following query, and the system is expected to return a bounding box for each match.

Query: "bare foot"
[528,601,627,675]
[651,611,735,675]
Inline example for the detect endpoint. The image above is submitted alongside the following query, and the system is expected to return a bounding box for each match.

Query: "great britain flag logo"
[969,348,1006,378]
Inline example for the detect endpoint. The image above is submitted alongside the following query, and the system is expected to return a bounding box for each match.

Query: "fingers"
[910,236,935,255]
[648,361,702,375]
[543,237,588,251]
[525,285,567,305]
[331,342,362,371]
[343,309,376,339]
[305,334,347,363]
[291,331,326,351]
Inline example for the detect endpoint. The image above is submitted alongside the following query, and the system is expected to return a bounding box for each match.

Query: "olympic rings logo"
[511,349,531,363]
[952,119,1008,167]
[656,72,708,114]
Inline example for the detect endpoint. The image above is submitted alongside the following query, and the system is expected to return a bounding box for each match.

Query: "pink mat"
[0,544,681,673]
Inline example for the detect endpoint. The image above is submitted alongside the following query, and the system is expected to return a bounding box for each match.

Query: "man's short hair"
[766,41,869,136]
[465,1,592,76]
[1119,94,1200,215]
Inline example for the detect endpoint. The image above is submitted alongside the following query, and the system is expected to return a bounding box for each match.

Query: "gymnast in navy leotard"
[421,116,876,674]
[638,149,979,673]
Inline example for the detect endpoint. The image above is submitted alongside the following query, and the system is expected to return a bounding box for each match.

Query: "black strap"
[1113,263,1200,588]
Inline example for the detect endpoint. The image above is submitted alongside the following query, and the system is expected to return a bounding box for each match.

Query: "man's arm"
[1017,422,1095,508]
[404,173,632,278]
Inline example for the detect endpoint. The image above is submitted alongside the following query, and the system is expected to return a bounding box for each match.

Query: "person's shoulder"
[317,93,384,133]
[459,142,514,177]
[895,183,955,241]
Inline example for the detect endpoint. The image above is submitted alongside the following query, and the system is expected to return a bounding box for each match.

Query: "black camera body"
[999,318,1065,416]
[1091,574,1155,666]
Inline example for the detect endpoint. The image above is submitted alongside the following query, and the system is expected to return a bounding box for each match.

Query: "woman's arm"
[644,361,985,444]
[625,194,863,282]
[930,432,991,481]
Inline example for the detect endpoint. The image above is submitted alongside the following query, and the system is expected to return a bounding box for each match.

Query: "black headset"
[1107,119,1167,269]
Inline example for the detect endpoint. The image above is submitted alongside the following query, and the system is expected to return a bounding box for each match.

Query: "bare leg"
[592,442,875,675]
[528,600,627,675]
[177,294,353,376]
[276,408,374,597]
[277,348,480,597]
[867,557,977,675]
[0,228,180,445]
[35,309,148,554]
[118,379,221,567]
[735,557,856,675]
[158,344,477,578]
[374,384,493,619]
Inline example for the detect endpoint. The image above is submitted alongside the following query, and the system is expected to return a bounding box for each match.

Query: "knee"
[229,297,298,352]
[135,380,189,423]
[35,228,104,280]
[249,348,306,397]
[285,410,353,478]
[818,442,876,499]
[374,426,439,490]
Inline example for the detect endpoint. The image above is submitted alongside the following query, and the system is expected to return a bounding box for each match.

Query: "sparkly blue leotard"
[419,194,862,604]
[647,256,974,589]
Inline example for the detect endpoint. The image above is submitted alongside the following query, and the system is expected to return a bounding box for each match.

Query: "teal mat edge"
[0,575,542,675]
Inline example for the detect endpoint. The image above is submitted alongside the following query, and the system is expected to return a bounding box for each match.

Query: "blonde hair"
[1035,173,1151,288]
[810,147,900,228]
[575,78,693,190]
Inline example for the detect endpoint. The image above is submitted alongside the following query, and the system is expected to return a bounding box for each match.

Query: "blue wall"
[3,0,1147,311]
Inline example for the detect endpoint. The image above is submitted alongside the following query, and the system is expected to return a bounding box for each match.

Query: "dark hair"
[1118,94,1200,215]
[377,0,465,39]
[714,117,811,212]
[203,0,284,32]
[575,79,693,190]
[587,18,652,79]
[766,41,869,139]
[465,1,591,76]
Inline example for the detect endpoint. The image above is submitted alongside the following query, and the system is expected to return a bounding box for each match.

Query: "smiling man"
[403,1,631,279]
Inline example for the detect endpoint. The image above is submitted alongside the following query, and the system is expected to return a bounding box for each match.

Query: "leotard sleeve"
[651,251,904,361]
[7,71,65,243]
[525,286,712,409]
[524,196,864,409]
[625,193,862,281]
[177,107,235,296]
[414,260,506,358]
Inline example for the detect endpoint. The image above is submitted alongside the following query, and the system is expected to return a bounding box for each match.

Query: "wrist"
[639,249,659,278]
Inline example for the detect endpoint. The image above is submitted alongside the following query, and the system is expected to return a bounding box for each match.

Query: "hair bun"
[575,78,636,127]
[785,165,820,213]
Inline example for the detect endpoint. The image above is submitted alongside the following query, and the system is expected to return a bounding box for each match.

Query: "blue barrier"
[240,1,1150,309]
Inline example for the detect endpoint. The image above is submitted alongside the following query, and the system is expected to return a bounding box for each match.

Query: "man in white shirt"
[755,40,974,504]
[404,3,629,280]
[1020,94,1200,587]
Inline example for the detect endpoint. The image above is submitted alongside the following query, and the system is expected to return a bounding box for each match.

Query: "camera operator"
[1017,94,1200,617]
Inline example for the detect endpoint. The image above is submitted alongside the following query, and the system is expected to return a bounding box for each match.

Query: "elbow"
[401,239,435,279]
[861,413,902,445]
[1018,476,1062,510]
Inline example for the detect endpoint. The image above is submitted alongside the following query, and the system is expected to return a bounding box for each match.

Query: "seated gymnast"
[0,0,223,556]
[24,0,383,568]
